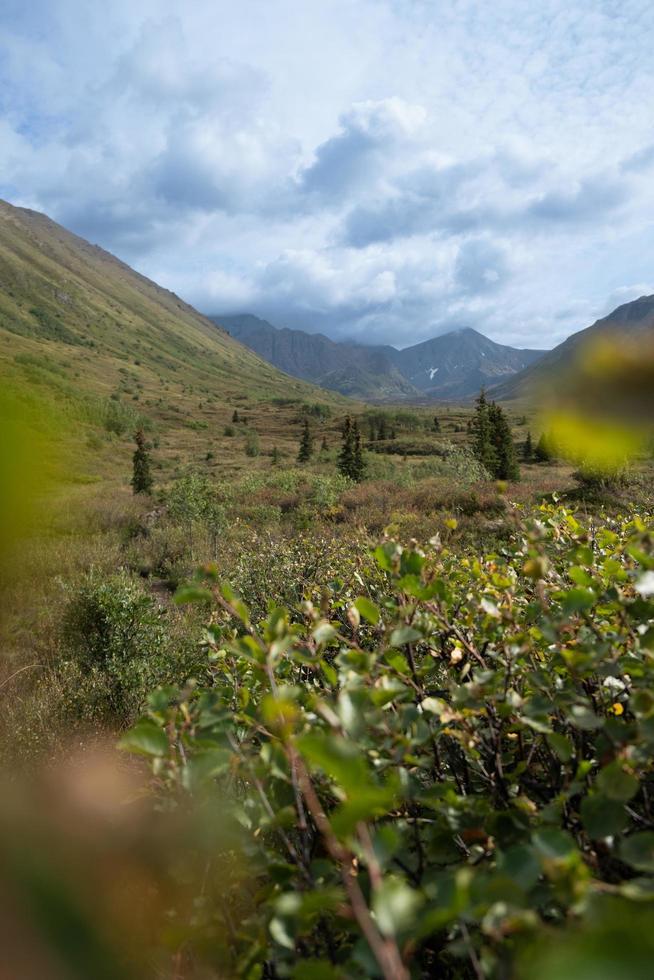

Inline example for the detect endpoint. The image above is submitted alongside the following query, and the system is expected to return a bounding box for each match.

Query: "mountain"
[493,294,654,400]
[212,314,419,399]
[213,314,544,401]
[390,327,544,399]
[0,200,341,479]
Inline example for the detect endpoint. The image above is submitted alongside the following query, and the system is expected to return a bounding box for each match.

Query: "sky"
[2,0,654,350]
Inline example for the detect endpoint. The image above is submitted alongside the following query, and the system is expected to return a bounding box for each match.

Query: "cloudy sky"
[2,0,654,349]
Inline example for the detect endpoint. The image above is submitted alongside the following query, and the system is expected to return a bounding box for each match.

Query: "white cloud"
[2,0,654,347]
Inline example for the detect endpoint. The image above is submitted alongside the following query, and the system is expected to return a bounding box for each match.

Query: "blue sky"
[2,0,654,349]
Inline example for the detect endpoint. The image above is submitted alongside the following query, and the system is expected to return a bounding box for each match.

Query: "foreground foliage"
[121,504,654,978]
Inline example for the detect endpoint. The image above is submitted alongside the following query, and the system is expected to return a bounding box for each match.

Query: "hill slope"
[493,294,654,400]
[214,313,543,401]
[0,200,342,480]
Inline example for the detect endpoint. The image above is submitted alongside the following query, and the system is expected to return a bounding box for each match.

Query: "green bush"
[59,574,170,721]
[125,505,654,978]
[244,429,260,457]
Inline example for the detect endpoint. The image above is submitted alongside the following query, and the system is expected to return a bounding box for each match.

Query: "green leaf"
[569,566,594,587]
[269,915,295,950]
[173,585,212,604]
[532,828,577,859]
[567,704,603,730]
[292,960,343,980]
[497,845,541,891]
[354,596,380,625]
[187,747,232,787]
[313,621,337,645]
[118,719,168,757]
[547,732,573,762]
[297,733,369,795]
[331,785,397,838]
[620,833,654,872]
[372,877,422,937]
[561,587,595,616]
[581,793,628,838]
[389,626,422,646]
[596,762,639,802]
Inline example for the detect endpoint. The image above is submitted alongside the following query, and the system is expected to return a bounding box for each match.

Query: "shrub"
[59,574,170,721]
[244,430,260,457]
[125,505,654,978]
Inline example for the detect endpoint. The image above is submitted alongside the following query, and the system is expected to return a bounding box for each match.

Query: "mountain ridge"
[212,313,545,401]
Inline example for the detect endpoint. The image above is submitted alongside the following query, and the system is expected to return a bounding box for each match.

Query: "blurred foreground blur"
[537,333,654,477]
[0,742,250,979]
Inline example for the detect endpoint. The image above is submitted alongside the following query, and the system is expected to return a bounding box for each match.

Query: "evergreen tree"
[297,419,313,463]
[232,409,239,423]
[131,428,153,495]
[338,416,355,479]
[488,402,520,481]
[535,432,553,462]
[524,430,533,460]
[470,389,498,474]
[378,416,388,441]
[433,415,441,433]
[369,419,377,442]
[351,420,366,482]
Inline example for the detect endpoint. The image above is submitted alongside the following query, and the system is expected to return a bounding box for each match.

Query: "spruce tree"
[378,416,388,441]
[524,430,533,460]
[488,402,520,481]
[535,432,553,462]
[131,428,153,495]
[337,416,355,479]
[351,420,366,482]
[297,418,313,463]
[470,389,498,475]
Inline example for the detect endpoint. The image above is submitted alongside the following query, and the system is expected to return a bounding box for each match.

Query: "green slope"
[0,200,345,482]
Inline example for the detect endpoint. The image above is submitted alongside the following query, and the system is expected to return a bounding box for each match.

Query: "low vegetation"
[113,504,654,979]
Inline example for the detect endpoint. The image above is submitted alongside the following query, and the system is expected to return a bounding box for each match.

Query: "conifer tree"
[338,415,355,479]
[378,416,388,441]
[297,418,313,463]
[131,428,153,495]
[232,409,239,423]
[351,420,366,482]
[488,402,520,481]
[471,389,498,475]
[524,430,533,460]
[433,415,441,433]
[535,432,553,462]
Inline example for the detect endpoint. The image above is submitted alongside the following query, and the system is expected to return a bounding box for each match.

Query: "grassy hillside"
[493,293,654,401]
[0,199,347,484]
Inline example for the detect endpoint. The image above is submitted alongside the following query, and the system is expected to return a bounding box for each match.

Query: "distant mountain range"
[211,313,545,400]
